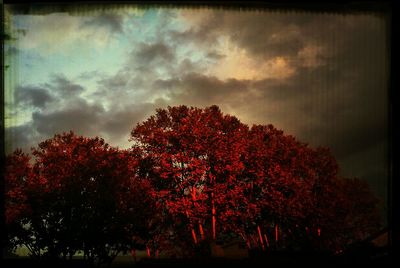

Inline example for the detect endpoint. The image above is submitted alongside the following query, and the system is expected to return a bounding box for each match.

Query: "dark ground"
[1,247,392,268]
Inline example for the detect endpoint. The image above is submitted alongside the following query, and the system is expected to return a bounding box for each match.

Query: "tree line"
[4,105,381,265]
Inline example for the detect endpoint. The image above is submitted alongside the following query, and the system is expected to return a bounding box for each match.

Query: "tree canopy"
[130,105,381,253]
[4,105,381,262]
[5,132,157,265]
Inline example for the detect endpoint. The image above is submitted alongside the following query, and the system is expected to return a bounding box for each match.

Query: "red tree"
[5,106,381,260]
[4,150,38,256]
[4,132,157,264]
[241,124,381,251]
[131,105,252,255]
[239,124,315,249]
[130,105,381,255]
[5,150,32,226]
[313,177,381,251]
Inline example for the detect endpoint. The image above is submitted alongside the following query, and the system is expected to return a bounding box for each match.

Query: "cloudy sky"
[4,6,389,222]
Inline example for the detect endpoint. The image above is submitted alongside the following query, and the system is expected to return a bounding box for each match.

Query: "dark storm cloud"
[181,11,388,159]
[32,98,104,137]
[12,74,87,115]
[154,72,250,105]
[7,76,108,153]
[252,76,304,101]
[49,74,85,95]
[302,112,387,159]
[7,66,157,153]
[90,12,388,185]
[171,11,315,60]
[166,11,389,210]
[82,13,124,33]
[249,55,387,159]
[133,42,176,65]
[6,123,37,153]
[251,76,388,164]
[100,103,155,142]
[14,85,54,108]
[6,99,107,154]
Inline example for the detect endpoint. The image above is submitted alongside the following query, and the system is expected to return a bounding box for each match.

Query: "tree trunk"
[199,223,204,240]
[257,225,265,250]
[191,228,198,244]
[263,234,270,248]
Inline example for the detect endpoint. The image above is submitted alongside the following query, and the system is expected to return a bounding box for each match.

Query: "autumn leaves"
[4,105,380,261]
[130,105,380,253]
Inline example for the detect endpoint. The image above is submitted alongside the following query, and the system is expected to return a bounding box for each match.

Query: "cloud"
[99,103,155,145]
[95,41,182,98]
[207,42,296,80]
[96,70,131,90]
[82,13,124,33]
[174,10,307,60]
[13,13,82,52]
[6,74,100,152]
[14,85,54,108]
[161,11,389,199]
[6,9,388,207]
[133,42,176,65]
[94,10,388,167]
[206,51,225,61]
[91,39,202,106]
[6,66,157,153]
[5,123,37,154]
[77,70,106,80]
[154,72,250,106]
[32,98,104,137]
[50,74,85,95]
[10,74,88,115]
[7,92,154,153]
[204,12,387,152]
[12,12,125,54]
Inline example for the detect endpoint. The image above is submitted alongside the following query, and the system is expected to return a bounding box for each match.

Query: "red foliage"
[131,106,251,251]
[130,105,381,254]
[5,132,156,263]
[4,150,32,225]
[5,106,381,258]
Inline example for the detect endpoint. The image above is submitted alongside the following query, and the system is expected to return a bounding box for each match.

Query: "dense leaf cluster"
[4,105,381,263]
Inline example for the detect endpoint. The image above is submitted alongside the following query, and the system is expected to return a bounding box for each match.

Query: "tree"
[4,149,39,256]
[4,132,157,265]
[5,105,382,260]
[241,125,381,252]
[130,105,252,255]
[130,105,381,255]
[314,177,381,251]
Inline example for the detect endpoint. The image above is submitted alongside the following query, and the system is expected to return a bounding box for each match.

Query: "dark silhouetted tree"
[5,132,157,265]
